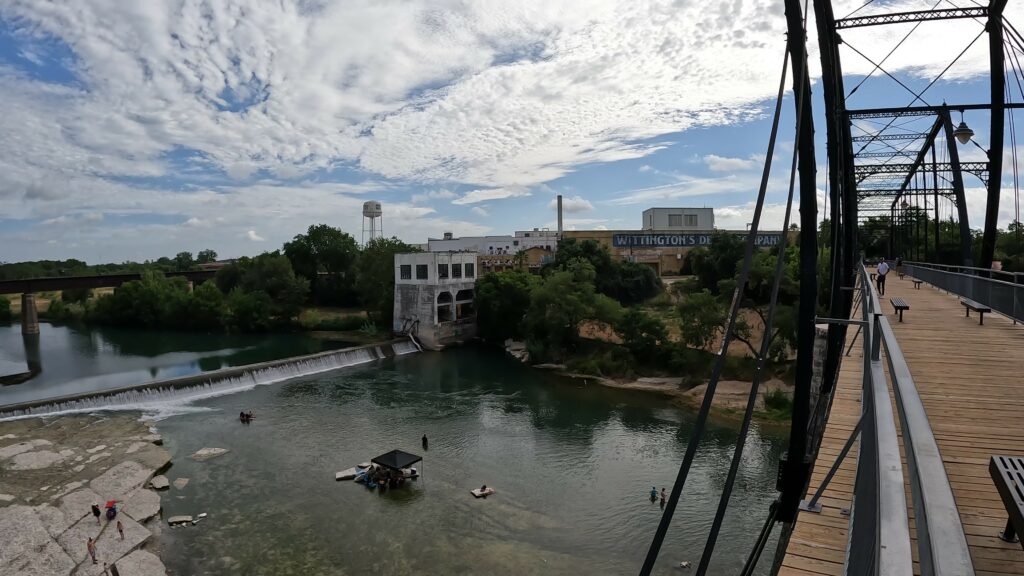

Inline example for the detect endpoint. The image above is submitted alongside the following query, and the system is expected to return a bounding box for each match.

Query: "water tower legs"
[21,293,39,335]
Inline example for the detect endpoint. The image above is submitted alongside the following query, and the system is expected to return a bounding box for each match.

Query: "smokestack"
[557,195,563,233]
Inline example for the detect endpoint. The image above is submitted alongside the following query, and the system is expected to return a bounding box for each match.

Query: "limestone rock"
[0,494,15,503]
[141,434,163,445]
[31,504,67,539]
[148,476,169,490]
[90,461,154,501]
[9,450,66,470]
[131,446,172,473]
[58,510,150,567]
[0,505,76,575]
[114,549,168,576]
[167,515,192,525]
[86,451,111,464]
[125,442,149,454]
[172,478,189,490]
[86,444,108,454]
[123,489,161,522]
[57,488,103,533]
[0,438,51,460]
[191,447,229,461]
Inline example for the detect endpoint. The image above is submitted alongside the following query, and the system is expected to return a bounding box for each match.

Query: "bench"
[989,455,1024,548]
[890,297,909,322]
[960,298,992,325]
[911,279,923,290]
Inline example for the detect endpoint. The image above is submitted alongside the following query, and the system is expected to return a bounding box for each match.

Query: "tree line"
[475,233,804,383]
[26,225,417,333]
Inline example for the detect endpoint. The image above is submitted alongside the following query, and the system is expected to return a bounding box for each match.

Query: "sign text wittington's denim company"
[611,233,782,248]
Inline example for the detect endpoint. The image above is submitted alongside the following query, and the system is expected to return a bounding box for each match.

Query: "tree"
[688,232,745,295]
[196,249,218,264]
[545,238,661,305]
[284,224,360,305]
[475,269,537,342]
[356,237,419,326]
[523,261,622,361]
[187,281,225,330]
[225,288,273,332]
[228,252,309,322]
[677,289,726,350]
[173,252,194,271]
[615,308,668,363]
[61,287,93,304]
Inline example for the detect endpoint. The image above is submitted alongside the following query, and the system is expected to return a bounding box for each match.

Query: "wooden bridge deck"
[780,273,1024,576]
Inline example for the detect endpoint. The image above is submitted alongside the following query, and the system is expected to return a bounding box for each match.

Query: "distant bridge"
[0,270,216,296]
[2,271,217,336]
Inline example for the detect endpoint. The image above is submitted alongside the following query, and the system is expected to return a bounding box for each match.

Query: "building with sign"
[563,229,784,276]
[642,207,714,230]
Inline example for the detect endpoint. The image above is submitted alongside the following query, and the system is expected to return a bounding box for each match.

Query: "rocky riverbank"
[0,414,171,575]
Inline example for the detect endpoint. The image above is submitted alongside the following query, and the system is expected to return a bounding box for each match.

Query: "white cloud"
[451,188,531,205]
[549,195,594,213]
[245,230,265,242]
[638,165,653,172]
[704,154,760,172]
[471,206,489,217]
[411,189,458,204]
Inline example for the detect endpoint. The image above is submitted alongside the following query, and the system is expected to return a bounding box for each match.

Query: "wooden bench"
[911,279,923,290]
[989,455,1024,548]
[960,297,992,325]
[890,297,909,322]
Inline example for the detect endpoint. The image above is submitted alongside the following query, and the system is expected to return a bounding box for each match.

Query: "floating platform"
[335,467,358,481]
[471,487,495,498]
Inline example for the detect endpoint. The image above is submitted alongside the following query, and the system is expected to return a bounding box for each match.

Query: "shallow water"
[152,348,785,575]
[0,322,351,407]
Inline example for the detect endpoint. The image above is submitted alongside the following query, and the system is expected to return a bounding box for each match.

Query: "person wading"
[87,537,98,564]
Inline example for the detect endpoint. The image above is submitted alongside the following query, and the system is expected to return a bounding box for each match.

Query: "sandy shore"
[0,414,171,575]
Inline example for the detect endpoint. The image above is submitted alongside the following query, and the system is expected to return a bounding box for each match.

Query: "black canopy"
[371,449,422,471]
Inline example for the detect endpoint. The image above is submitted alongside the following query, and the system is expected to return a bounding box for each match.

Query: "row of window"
[668,214,700,227]
[399,262,476,280]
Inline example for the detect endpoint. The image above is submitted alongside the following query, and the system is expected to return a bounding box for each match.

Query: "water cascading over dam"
[0,339,417,421]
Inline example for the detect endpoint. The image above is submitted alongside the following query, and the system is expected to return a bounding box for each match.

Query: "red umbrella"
[105,500,116,509]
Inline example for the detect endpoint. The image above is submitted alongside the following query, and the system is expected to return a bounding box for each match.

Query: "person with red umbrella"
[105,499,119,521]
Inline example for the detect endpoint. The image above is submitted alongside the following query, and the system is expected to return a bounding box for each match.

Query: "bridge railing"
[841,265,974,575]
[905,261,1024,323]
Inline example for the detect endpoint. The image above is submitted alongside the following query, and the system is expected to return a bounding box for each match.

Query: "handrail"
[846,264,974,576]
[845,265,913,575]
[904,262,1023,323]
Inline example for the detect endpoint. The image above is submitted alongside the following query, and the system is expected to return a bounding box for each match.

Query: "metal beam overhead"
[836,7,987,29]
[847,102,1024,119]
[852,133,929,142]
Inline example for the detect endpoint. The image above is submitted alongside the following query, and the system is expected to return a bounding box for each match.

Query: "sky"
[1,0,1022,263]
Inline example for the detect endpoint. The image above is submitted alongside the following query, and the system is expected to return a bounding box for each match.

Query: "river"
[0,323,786,575]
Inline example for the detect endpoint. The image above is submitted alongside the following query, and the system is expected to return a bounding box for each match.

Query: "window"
[438,264,449,279]
[416,264,428,279]
[668,214,683,227]
[452,263,462,278]
[399,264,412,280]
[513,240,519,246]
[465,263,475,278]
[684,214,699,227]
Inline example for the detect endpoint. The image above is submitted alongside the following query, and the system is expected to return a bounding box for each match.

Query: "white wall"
[394,252,479,285]
[642,208,715,230]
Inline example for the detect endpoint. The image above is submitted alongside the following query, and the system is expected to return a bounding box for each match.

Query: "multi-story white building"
[641,207,715,231]
[426,229,560,255]
[392,251,478,349]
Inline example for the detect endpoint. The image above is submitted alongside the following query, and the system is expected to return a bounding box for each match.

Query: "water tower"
[362,200,383,245]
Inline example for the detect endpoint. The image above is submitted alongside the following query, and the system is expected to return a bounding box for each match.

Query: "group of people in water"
[238,410,254,424]
[650,486,667,508]
[364,465,408,492]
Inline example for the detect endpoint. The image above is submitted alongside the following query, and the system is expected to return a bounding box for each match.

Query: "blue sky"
[0,1,1018,263]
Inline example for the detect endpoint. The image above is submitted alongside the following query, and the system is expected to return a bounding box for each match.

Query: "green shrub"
[0,297,10,322]
[61,287,93,304]
[762,388,793,420]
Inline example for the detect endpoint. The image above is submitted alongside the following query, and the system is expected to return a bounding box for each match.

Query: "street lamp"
[952,110,974,145]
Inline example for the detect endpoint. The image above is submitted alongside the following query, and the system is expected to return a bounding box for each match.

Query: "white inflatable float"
[471,487,496,498]
[335,467,358,481]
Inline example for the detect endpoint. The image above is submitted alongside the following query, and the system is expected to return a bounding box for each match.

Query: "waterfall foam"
[0,340,417,422]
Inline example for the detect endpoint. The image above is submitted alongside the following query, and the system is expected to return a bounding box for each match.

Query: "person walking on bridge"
[877,260,890,295]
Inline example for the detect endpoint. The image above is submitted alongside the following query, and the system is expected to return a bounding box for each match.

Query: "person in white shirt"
[876,260,890,295]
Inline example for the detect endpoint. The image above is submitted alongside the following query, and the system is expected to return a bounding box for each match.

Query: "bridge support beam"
[981,0,1008,269]
[20,294,39,335]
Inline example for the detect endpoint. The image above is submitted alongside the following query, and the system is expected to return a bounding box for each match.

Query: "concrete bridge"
[0,271,216,335]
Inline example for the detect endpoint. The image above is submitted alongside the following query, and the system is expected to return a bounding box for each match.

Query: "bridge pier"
[20,293,39,335]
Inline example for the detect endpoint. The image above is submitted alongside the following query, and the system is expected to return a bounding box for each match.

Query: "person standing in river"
[422,434,428,449]
[87,537,97,564]
[91,503,101,525]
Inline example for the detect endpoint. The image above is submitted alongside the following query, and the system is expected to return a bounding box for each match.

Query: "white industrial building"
[641,207,714,231]
[426,229,560,255]
[393,251,478,350]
